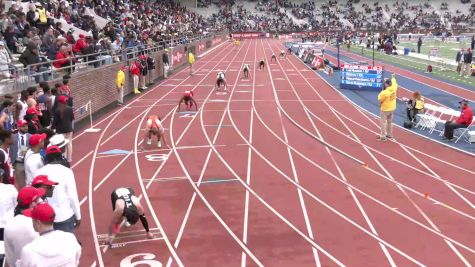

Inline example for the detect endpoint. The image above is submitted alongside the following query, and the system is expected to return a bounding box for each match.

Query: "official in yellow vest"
[116,66,126,105]
[36,3,48,34]
[377,73,398,141]
[188,52,195,76]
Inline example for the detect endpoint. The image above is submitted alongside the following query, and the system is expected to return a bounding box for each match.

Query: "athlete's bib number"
[120,253,162,267]
[145,154,168,161]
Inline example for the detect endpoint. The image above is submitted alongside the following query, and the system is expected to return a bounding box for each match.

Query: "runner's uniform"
[111,187,136,212]
[216,72,225,87]
[146,115,164,135]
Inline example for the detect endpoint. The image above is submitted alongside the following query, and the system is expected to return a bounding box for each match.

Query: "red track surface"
[70,39,475,267]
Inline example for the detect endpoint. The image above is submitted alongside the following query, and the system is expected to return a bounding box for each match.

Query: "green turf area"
[397,40,469,62]
[347,46,474,87]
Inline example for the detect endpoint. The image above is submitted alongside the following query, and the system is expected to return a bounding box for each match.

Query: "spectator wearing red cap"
[4,187,43,267]
[116,66,126,105]
[129,59,141,94]
[18,203,81,267]
[52,95,74,163]
[0,130,14,185]
[32,175,57,198]
[10,120,31,188]
[0,174,18,262]
[35,146,81,233]
[25,107,42,134]
[24,134,46,186]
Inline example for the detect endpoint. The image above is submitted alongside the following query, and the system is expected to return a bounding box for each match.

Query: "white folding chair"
[415,103,438,130]
[454,119,475,143]
[428,106,449,134]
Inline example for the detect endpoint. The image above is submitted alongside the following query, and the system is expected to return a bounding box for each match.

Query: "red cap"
[32,175,58,186]
[79,34,85,38]
[17,119,28,127]
[26,107,40,115]
[29,133,47,147]
[58,95,69,104]
[17,186,46,206]
[23,202,56,223]
[46,145,62,155]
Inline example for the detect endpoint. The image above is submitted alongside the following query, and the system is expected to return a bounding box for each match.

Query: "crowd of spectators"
[0,74,82,266]
[0,0,223,82]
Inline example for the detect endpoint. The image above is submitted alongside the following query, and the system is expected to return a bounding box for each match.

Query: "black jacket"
[19,48,40,67]
[52,106,74,134]
[464,52,473,64]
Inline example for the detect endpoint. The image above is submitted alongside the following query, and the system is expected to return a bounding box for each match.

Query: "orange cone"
[424,193,430,199]
[362,163,368,168]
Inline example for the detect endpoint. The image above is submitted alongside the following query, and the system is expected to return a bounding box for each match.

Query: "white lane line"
[241,39,258,267]
[168,39,264,267]
[88,41,235,267]
[267,39,396,266]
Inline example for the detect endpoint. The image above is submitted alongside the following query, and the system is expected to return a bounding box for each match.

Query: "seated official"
[443,99,473,141]
[406,91,425,122]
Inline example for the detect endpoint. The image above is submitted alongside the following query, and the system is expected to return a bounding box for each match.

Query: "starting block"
[177,111,198,114]
[216,91,228,95]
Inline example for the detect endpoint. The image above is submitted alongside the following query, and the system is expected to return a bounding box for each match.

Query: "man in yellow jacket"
[116,66,126,105]
[377,73,398,141]
[188,51,195,76]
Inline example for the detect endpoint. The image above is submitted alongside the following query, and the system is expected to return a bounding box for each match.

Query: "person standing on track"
[178,91,198,112]
[141,115,168,149]
[258,59,265,70]
[116,66,126,105]
[377,73,398,141]
[188,51,195,76]
[215,71,227,92]
[107,187,153,246]
[243,64,251,79]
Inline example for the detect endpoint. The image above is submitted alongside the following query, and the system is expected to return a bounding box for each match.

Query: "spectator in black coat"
[19,43,48,83]
[417,37,422,53]
[51,96,74,163]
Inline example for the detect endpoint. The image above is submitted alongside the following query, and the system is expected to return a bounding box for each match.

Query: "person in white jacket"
[4,186,44,267]
[34,146,81,233]
[19,202,81,267]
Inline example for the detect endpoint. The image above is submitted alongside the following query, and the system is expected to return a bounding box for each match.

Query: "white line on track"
[167,39,265,267]
[266,40,473,262]
[86,41,235,267]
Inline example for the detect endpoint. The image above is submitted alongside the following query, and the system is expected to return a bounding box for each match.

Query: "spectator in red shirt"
[130,60,141,95]
[53,45,69,69]
[72,34,87,54]
[444,99,473,140]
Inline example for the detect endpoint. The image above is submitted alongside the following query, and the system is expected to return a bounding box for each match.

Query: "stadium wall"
[53,34,226,122]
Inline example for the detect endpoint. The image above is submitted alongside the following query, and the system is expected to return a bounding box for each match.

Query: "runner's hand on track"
[146,232,154,239]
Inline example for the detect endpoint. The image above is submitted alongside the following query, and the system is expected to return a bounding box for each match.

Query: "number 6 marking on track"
[120,253,162,266]
[145,154,168,161]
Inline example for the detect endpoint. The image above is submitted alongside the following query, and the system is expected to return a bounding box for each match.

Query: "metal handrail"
[0,32,225,92]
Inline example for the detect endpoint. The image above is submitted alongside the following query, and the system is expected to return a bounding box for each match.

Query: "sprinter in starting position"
[215,71,227,91]
[178,90,198,112]
[107,187,153,246]
[141,115,168,149]
[243,64,251,79]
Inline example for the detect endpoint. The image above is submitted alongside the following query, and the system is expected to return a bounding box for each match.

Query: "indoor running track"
[70,39,475,267]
